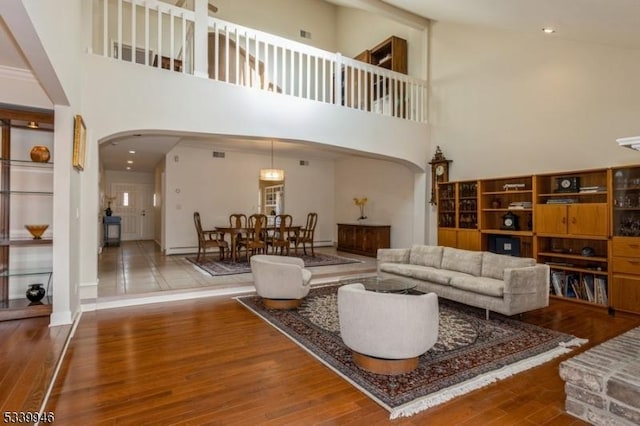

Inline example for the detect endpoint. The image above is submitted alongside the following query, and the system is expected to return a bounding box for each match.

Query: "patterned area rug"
[236,285,587,419]
[186,253,361,276]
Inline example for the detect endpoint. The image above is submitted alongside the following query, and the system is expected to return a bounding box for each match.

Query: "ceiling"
[3,1,640,172]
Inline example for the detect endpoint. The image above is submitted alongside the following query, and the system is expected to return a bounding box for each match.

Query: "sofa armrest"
[377,248,410,274]
[503,264,550,295]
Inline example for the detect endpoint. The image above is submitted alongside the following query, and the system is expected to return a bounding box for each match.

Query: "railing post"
[193,0,209,78]
[334,53,343,106]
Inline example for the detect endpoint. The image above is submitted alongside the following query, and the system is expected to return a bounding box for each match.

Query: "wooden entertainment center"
[437,166,640,315]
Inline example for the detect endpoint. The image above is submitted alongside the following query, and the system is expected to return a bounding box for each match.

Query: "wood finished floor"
[44,294,640,424]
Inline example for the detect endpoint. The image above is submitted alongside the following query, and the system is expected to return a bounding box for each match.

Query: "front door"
[110,183,154,241]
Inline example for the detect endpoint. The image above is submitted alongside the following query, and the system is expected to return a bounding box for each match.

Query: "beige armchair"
[338,283,439,375]
[250,255,312,309]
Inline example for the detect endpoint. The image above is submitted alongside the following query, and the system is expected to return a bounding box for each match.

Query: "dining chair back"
[193,212,228,261]
[268,214,293,255]
[229,213,247,228]
[291,212,318,256]
[240,214,268,260]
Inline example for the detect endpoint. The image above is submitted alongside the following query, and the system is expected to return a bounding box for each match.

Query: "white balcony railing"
[93,0,428,123]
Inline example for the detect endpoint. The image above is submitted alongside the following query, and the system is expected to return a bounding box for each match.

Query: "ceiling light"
[616,136,640,151]
[127,160,133,164]
[126,166,131,170]
[27,121,39,129]
[259,140,285,181]
[542,28,555,34]
[129,150,136,154]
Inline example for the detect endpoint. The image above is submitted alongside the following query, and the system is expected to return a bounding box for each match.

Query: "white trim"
[0,64,37,82]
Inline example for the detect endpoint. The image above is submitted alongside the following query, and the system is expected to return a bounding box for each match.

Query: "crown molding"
[0,64,37,83]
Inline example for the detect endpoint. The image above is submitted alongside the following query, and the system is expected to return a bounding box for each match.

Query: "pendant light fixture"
[260,140,285,181]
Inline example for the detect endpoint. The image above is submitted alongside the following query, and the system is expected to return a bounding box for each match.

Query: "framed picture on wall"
[72,114,86,171]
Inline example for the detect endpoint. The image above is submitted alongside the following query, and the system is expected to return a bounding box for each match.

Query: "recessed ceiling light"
[127,160,133,164]
[128,150,136,154]
[126,166,131,170]
[542,27,555,34]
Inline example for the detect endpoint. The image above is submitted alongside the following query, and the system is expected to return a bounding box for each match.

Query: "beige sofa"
[377,245,549,318]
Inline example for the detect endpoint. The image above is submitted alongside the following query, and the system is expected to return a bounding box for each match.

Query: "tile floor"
[97,240,377,300]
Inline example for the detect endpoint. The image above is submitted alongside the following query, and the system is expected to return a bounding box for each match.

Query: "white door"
[110,183,155,241]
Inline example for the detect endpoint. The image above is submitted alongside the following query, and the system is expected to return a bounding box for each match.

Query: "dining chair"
[267,214,293,255]
[290,212,318,256]
[239,214,268,260]
[228,213,248,259]
[193,212,229,262]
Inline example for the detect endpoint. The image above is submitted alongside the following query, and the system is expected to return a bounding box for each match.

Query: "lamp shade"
[260,168,285,181]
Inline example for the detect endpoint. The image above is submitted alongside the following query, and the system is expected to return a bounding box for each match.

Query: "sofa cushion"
[450,276,505,298]
[378,263,448,285]
[441,247,484,276]
[481,252,536,280]
[409,245,444,268]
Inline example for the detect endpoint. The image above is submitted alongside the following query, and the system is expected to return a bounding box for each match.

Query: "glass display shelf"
[0,190,53,195]
[0,158,53,167]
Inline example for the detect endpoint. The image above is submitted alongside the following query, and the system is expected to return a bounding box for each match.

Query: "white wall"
[163,144,335,253]
[429,22,640,181]
[0,66,53,109]
[335,7,427,79]
[214,0,338,52]
[334,156,416,248]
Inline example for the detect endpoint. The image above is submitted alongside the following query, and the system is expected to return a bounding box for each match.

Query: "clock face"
[504,218,513,227]
[560,179,571,189]
[435,165,445,176]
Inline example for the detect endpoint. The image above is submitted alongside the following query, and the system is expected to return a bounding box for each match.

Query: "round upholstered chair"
[337,283,439,375]
[250,254,312,309]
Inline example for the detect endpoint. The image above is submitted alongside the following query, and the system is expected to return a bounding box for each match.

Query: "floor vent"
[213,151,226,158]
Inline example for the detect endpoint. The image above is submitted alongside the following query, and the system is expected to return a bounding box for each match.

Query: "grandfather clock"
[429,146,452,205]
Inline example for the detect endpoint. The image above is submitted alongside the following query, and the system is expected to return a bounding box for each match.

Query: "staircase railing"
[92,0,428,123]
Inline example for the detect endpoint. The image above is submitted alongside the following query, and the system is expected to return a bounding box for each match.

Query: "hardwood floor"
[43,295,640,424]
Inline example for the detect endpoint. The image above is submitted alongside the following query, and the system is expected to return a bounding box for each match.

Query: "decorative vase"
[491,198,501,209]
[105,206,112,216]
[30,146,50,163]
[26,283,45,303]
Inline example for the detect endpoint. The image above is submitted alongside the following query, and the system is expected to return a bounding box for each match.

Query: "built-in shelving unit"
[437,180,481,251]
[436,165,640,313]
[0,106,54,321]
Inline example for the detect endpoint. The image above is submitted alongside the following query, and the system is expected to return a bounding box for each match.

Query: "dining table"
[214,225,301,262]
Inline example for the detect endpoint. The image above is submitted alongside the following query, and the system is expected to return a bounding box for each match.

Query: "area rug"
[236,284,587,419]
[186,253,361,276]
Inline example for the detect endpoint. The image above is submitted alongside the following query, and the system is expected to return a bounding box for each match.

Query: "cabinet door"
[611,275,640,314]
[438,229,456,248]
[568,204,608,236]
[535,204,567,234]
[457,230,481,251]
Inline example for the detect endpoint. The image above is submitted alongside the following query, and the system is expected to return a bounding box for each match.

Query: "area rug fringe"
[389,336,588,419]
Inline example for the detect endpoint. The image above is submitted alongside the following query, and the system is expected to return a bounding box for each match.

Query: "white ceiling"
[4,1,640,172]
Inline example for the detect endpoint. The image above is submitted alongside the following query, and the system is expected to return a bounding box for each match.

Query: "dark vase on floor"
[26,283,46,303]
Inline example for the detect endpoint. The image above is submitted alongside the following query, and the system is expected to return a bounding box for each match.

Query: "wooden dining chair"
[193,212,229,261]
[239,214,268,261]
[267,214,293,255]
[228,213,248,259]
[290,212,318,256]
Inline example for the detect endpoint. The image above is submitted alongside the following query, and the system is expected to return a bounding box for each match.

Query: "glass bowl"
[25,224,49,239]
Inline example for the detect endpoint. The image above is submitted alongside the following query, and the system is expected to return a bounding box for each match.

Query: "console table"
[103,216,122,247]
[337,223,390,257]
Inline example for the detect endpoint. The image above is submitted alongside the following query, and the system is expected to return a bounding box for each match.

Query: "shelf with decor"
[479,175,534,257]
[437,180,481,251]
[534,168,611,309]
[0,106,54,322]
[610,165,640,314]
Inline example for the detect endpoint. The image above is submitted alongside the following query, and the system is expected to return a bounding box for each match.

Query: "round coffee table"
[339,275,417,294]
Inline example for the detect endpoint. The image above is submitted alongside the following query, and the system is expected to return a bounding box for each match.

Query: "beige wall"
[429,21,640,182]
[334,156,416,248]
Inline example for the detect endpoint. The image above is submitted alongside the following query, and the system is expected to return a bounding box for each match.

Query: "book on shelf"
[551,271,565,296]
[546,198,577,204]
[594,276,608,305]
[508,201,532,209]
[582,275,595,302]
[579,186,606,193]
